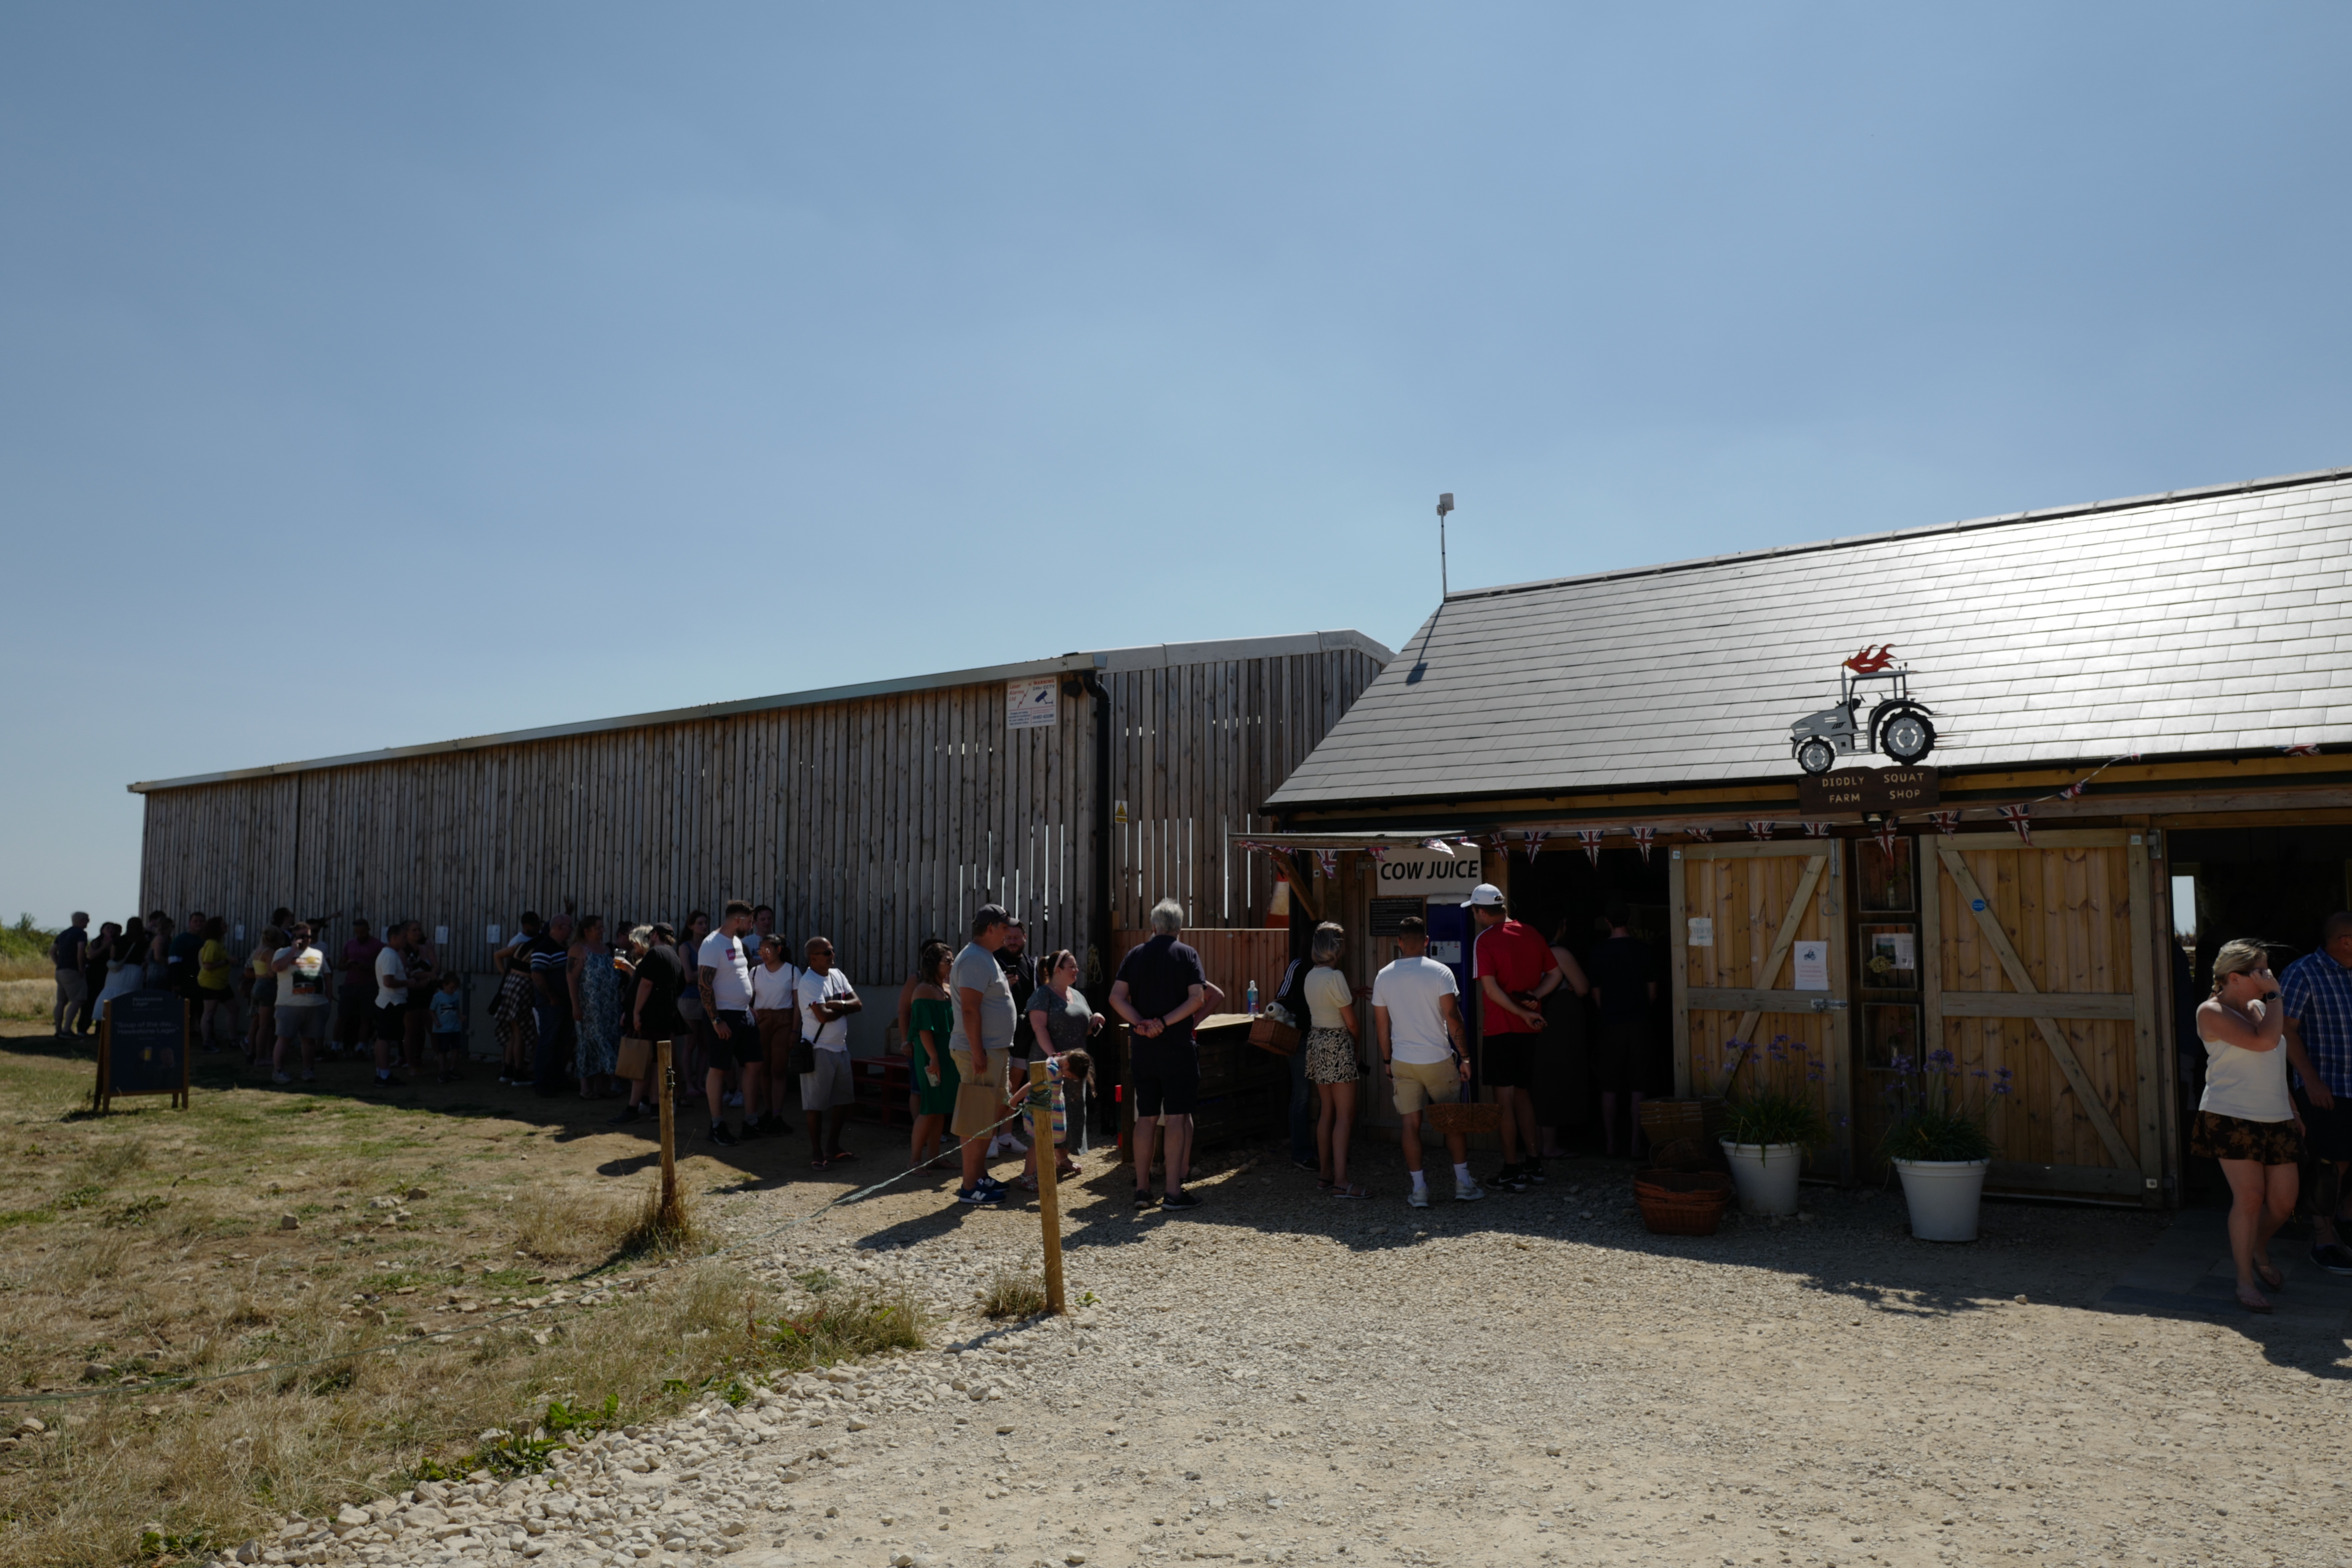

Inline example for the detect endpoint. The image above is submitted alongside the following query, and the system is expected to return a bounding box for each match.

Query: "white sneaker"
[1453,1179,1487,1203]
[1406,1187,1430,1209]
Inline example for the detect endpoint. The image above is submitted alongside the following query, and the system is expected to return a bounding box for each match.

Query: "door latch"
[1808,998,1850,1013]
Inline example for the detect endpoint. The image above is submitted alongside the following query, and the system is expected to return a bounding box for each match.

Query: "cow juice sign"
[1372,846,1485,894]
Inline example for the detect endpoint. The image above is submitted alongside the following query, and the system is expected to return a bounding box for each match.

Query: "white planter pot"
[1893,1158,1991,1242]
[1719,1140,1805,1216]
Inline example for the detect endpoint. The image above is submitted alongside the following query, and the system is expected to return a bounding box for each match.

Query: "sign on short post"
[96,990,191,1112]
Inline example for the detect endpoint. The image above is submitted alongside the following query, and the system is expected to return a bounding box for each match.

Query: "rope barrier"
[0,1093,1053,1408]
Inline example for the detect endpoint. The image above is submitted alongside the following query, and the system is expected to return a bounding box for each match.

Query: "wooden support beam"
[1938,992,2137,1020]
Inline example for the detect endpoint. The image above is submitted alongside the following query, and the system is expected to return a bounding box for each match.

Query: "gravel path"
[216,1138,2350,1568]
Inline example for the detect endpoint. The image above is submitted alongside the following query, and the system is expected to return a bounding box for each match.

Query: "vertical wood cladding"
[136,648,1382,986]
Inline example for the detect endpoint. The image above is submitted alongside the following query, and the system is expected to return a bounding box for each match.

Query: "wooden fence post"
[657,1037,681,1225]
[1029,1059,1065,1315]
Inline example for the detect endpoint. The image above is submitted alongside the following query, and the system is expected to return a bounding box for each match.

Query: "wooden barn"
[1259,463,2352,1205]
[128,630,1390,1010]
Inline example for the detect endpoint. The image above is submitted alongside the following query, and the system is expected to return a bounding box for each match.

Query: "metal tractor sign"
[1789,644,1938,775]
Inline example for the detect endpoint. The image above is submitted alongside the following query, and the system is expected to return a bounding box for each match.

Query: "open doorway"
[1510,846,1673,1156]
[2169,823,2352,1201]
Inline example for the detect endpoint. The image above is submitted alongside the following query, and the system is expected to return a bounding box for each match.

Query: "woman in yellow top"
[244,925,284,1067]
[196,916,238,1053]
[1303,921,1367,1198]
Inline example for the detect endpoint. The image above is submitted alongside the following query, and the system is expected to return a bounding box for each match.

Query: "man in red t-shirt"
[1466,883,1563,1190]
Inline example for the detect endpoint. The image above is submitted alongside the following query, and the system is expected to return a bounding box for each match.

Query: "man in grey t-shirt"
[949,904,1019,1205]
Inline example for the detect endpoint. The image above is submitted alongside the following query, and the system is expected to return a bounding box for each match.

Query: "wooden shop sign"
[1796,766,1940,814]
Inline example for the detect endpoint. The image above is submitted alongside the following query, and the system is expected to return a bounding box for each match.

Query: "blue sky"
[5,3,2349,927]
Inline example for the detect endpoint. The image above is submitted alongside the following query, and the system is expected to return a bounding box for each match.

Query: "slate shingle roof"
[1268,465,2352,811]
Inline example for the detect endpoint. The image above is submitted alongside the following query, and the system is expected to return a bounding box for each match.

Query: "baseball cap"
[1460,883,1505,908]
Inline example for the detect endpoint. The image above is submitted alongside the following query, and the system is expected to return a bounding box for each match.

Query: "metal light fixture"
[1437,492,1454,597]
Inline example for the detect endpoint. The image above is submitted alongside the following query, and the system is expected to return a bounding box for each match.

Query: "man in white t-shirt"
[370,922,413,1089]
[749,936,801,1140]
[1372,915,1479,1207]
[696,900,762,1147]
[797,936,863,1165]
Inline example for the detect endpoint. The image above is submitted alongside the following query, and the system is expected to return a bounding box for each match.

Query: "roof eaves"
[130,626,1398,794]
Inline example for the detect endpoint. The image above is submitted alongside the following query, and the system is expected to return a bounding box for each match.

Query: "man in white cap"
[1464,882,1563,1191]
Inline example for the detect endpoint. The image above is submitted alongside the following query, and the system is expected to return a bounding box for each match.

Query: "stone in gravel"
[407,1186,429,1200]
[279,1214,299,1230]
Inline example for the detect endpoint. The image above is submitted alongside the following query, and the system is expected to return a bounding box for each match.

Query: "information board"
[97,989,190,1111]
[1006,677,1059,730]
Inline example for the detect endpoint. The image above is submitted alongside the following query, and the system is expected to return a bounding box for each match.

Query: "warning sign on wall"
[1007,678,1058,730]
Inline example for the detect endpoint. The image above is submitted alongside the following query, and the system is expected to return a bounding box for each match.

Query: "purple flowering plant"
[1881,1047,2001,1162]
[1717,1035,1832,1154]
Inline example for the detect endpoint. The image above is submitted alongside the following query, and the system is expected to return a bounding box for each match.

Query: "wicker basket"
[1632,1168,1734,1236]
[1423,1100,1502,1137]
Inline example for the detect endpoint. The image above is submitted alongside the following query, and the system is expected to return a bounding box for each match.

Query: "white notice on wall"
[1792,940,1830,991]
[1007,677,1058,730]
[486,924,503,945]
[435,926,449,946]
[1687,916,1714,948]
[234,924,245,941]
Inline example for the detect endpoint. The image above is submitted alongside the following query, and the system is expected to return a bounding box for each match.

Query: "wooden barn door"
[1671,842,1854,1181]
[1924,829,2163,1206]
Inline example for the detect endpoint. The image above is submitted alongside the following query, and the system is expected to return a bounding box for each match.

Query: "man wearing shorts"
[2283,911,2352,1274]
[270,922,333,1083]
[948,906,1018,1205]
[1111,898,1208,1210]
[697,901,763,1146]
[798,935,863,1166]
[1466,883,1562,1191]
[370,921,412,1088]
[1374,915,1482,1207]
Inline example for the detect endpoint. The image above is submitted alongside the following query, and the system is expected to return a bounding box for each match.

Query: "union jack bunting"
[1487,833,1510,856]
[1455,838,1481,853]
[1576,828,1607,866]
[1999,803,2033,845]
[1802,821,1831,838]
[1314,849,1339,878]
[1522,829,1551,857]
[1929,810,1962,836]
[2056,777,2089,800]
[1630,825,1656,862]
[2284,742,2322,757]
[1365,846,1388,864]
[1686,826,1714,842]
[1746,820,1777,840]
[1873,815,1901,860]
[1420,838,1456,857]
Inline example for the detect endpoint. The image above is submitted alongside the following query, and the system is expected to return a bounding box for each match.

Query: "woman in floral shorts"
[1303,922,1367,1198]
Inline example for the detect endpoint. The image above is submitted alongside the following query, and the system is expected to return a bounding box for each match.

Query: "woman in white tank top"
[2193,939,2306,1313]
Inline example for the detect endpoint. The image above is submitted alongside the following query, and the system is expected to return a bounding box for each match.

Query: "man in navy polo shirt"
[2283,911,2352,1274]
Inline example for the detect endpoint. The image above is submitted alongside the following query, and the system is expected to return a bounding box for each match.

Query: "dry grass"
[0,1027,922,1568]
[978,1254,1049,1319]
[0,956,54,984]
[0,978,51,1018]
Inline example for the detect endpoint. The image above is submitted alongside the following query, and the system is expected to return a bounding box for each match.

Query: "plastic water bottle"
[1245,980,1259,1017]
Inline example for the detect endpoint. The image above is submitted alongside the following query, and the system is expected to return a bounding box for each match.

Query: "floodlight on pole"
[1437,492,1455,598]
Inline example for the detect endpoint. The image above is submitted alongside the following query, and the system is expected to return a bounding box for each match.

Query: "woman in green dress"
[906,942,960,1173]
